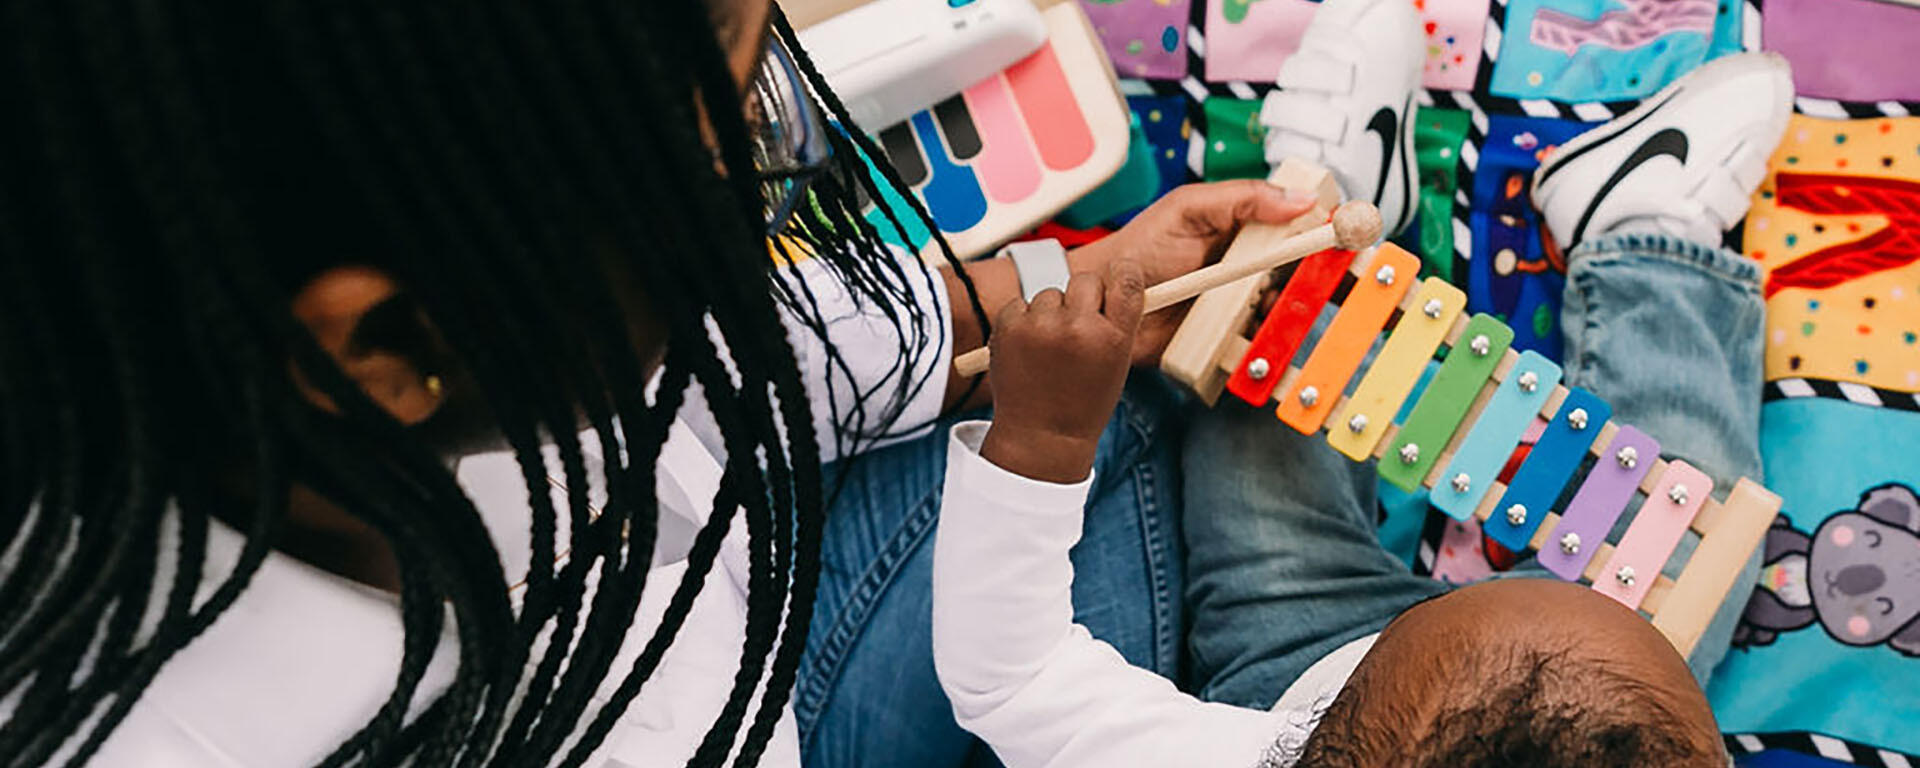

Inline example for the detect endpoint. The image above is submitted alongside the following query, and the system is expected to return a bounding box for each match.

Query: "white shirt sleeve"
[593,555,801,768]
[932,421,1285,768]
[598,425,799,766]
[678,247,955,465]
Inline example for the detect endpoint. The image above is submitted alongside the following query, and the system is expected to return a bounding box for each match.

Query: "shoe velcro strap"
[1723,139,1769,190]
[1264,135,1328,166]
[1693,171,1754,226]
[1274,53,1356,94]
[1260,91,1348,144]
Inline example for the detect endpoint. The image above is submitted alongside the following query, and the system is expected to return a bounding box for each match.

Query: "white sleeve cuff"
[946,421,1094,517]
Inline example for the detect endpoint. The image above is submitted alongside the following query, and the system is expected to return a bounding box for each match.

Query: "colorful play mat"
[1048,0,1920,763]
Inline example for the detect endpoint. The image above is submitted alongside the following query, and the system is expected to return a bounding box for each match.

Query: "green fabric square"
[1412,108,1471,283]
[1202,99,1268,183]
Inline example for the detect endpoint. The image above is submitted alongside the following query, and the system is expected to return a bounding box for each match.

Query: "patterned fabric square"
[1744,114,1920,395]
[1489,0,1741,102]
[1406,107,1473,280]
[1761,0,1920,103]
[1201,0,1320,83]
[1417,0,1489,90]
[1080,0,1194,80]
[1200,97,1268,181]
[1467,114,1588,362]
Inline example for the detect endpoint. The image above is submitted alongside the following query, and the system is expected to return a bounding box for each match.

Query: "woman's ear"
[290,265,446,425]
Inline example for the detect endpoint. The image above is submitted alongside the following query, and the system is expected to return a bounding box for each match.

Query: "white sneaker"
[1259,0,1423,237]
[1532,52,1794,253]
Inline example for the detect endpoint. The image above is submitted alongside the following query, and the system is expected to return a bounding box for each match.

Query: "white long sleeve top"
[932,421,1374,768]
[7,250,953,766]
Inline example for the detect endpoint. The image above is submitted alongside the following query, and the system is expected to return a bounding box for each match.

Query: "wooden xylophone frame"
[1157,158,1782,658]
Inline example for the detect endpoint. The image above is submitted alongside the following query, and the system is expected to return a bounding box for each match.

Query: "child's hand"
[981,259,1146,484]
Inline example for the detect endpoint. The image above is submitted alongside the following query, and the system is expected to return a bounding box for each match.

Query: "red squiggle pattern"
[1765,172,1920,298]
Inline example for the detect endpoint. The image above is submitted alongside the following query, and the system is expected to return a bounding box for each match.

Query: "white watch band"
[1002,239,1071,302]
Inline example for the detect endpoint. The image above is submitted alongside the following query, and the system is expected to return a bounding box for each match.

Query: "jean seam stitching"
[1568,262,1598,389]
[793,491,942,746]
[1134,461,1176,675]
[1572,235,1762,289]
[1119,386,1163,448]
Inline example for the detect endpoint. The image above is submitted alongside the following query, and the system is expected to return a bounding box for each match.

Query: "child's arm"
[932,262,1281,768]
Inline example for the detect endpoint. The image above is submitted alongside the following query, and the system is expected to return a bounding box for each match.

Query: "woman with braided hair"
[0,0,1316,764]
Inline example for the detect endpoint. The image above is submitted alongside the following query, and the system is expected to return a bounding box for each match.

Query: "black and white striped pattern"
[1142,0,1920,192]
[1764,378,1920,412]
[1726,731,1920,766]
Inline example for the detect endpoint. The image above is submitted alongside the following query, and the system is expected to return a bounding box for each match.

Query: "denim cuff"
[1569,232,1763,289]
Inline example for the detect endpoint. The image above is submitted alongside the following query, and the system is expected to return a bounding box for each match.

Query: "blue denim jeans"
[1183,232,1767,709]
[795,376,1186,767]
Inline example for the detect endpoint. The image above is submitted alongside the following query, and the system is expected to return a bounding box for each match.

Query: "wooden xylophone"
[958,158,1781,658]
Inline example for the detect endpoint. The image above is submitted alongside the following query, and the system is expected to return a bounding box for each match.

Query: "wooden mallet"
[952,200,1383,378]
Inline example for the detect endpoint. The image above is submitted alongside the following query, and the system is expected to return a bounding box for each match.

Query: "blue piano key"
[1430,350,1563,521]
[1483,388,1611,552]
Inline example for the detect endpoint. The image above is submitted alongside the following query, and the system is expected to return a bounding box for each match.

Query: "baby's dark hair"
[1295,644,1723,768]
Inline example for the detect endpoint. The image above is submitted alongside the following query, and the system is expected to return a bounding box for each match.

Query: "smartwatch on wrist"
[1000,239,1071,302]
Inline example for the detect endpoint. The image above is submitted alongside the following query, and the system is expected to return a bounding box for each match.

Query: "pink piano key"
[963,76,1043,204]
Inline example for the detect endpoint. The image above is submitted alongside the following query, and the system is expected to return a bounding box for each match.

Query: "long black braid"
[0,0,976,765]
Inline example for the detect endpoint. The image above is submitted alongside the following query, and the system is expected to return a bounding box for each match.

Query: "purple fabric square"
[1078,0,1191,80]
[1763,0,1920,102]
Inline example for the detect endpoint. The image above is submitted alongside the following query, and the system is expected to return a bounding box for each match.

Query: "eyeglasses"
[748,33,834,236]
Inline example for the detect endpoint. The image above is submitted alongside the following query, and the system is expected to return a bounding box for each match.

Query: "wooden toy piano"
[954,158,1781,658]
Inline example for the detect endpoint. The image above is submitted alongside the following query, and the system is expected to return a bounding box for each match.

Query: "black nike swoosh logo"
[1364,98,1417,235]
[1570,127,1689,245]
[1396,96,1416,235]
[1365,106,1396,209]
[1538,88,1682,186]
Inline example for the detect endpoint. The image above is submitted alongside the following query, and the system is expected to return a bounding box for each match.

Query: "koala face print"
[1809,511,1920,645]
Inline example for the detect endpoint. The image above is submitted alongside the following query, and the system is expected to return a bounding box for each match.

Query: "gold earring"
[425,374,444,400]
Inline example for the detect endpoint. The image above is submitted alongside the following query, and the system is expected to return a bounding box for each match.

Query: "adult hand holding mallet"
[952,201,1383,378]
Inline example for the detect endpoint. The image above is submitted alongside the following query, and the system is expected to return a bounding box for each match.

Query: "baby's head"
[1298,579,1727,767]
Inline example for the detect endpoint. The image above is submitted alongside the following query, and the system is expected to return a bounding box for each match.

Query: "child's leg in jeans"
[1183,396,1445,709]
[1536,230,1767,683]
[1509,51,1788,685]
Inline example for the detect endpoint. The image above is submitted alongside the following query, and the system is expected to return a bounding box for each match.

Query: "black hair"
[0,0,976,765]
[1294,646,1721,768]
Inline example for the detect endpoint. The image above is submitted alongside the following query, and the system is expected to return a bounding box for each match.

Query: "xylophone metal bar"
[1207,243,1782,656]
[1274,245,1421,434]
[1427,350,1563,520]
[1484,387,1610,552]
[1539,425,1660,581]
[1377,313,1513,491]
[1159,158,1342,404]
[1325,277,1464,461]
[1594,460,1714,610]
[1225,249,1356,407]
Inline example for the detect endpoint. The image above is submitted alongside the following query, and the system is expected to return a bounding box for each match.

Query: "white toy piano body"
[794,0,1048,133]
